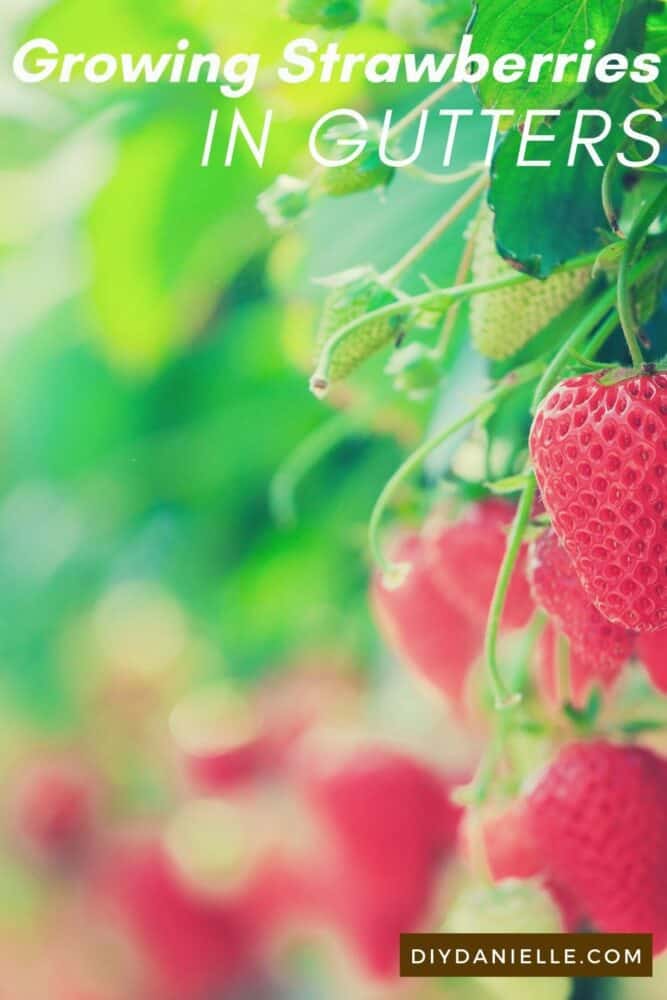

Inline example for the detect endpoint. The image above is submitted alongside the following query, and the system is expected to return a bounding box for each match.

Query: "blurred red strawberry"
[255,655,363,753]
[527,740,667,949]
[93,836,258,999]
[170,665,362,795]
[10,755,97,866]
[370,533,482,702]
[535,623,628,709]
[530,530,635,705]
[460,799,541,882]
[295,739,461,978]
[424,498,534,630]
[636,628,667,693]
[170,685,274,794]
[459,797,584,931]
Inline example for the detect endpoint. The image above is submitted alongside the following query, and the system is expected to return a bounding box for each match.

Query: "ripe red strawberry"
[11,756,97,866]
[530,370,667,632]
[255,655,365,763]
[461,799,542,882]
[169,685,273,794]
[526,740,667,950]
[370,532,482,703]
[535,624,588,708]
[296,740,461,977]
[93,837,256,999]
[424,498,534,630]
[636,628,667,692]
[529,528,635,703]
[537,623,636,709]
[460,797,584,931]
[164,796,322,950]
[299,743,460,893]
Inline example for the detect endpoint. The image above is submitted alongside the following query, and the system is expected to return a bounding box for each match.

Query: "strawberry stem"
[484,474,537,710]
[531,241,667,409]
[433,205,482,358]
[617,186,667,368]
[388,79,462,140]
[269,411,360,526]
[555,632,571,708]
[601,151,625,237]
[469,718,511,805]
[311,250,601,397]
[404,161,486,186]
[368,361,545,584]
[578,310,621,360]
[531,292,619,409]
[384,173,488,285]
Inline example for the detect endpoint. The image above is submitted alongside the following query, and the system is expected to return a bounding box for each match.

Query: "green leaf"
[564,688,602,728]
[86,91,294,371]
[490,83,634,276]
[24,0,198,70]
[471,0,624,118]
[646,8,667,101]
[0,115,68,169]
[593,241,625,275]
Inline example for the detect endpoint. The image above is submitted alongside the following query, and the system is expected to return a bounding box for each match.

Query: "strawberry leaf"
[489,82,634,276]
[470,0,624,119]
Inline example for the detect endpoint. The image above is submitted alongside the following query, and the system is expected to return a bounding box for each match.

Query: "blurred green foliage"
[1,0,442,727]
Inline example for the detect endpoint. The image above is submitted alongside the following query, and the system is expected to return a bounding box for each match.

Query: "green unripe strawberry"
[385,342,441,399]
[470,204,591,361]
[285,0,361,28]
[320,121,395,197]
[315,267,404,383]
[257,175,311,229]
[444,879,570,1000]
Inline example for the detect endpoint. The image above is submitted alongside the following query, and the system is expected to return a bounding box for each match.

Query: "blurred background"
[0,1,482,995]
[0,1,662,998]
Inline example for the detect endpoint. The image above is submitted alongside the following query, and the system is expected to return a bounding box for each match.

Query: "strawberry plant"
[262,0,667,973]
[5,0,667,994]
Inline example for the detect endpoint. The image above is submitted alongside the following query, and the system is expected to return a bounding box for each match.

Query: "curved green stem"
[384,173,487,285]
[368,361,545,585]
[469,719,510,805]
[512,610,548,703]
[404,161,486,186]
[311,249,600,397]
[269,412,358,526]
[580,309,620,360]
[531,289,619,409]
[556,632,571,708]
[531,242,667,410]
[458,612,548,806]
[618,186,667,368]
[601,152,625,236]
[388,79,461,140]
[484,475,537,710]
[434,205,482,358]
